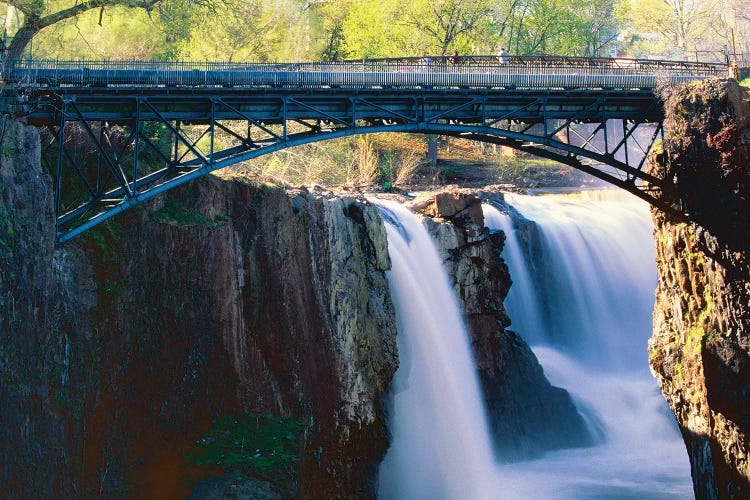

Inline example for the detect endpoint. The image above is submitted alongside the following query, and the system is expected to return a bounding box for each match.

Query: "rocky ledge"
[1,118,398,498]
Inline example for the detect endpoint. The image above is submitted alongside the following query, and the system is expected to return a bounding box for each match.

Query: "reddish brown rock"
[0,119,398,499]
[648,79,750,498]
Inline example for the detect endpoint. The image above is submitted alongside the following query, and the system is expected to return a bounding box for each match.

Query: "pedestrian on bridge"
[499,47,510,65]
[450,50,461,66]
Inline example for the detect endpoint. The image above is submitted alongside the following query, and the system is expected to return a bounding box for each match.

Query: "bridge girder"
[25,88,677,243]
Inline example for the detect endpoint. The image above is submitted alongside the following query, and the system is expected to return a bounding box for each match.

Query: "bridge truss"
[6,55,726,243]
[24,87,674,243]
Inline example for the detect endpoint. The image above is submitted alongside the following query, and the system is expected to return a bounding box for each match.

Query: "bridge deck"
[4,55,728,91]
[23,88,662,125]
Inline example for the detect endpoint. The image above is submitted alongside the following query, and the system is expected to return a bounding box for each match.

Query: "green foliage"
[685,290,715,356]
[82,220,122,261]
[340,0,410,58]
[32,5,170,59]
[740,78,750,89]
[150,197,224,227]
[187,414,301,486]
[311,0,350,61]
[9,0,748,63]
[174,0,314,62]
[498,0,625,56]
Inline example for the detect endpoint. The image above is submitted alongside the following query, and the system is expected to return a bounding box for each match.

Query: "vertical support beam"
[209,98,215,167]
[622,119,630,179]
[132,99,141,194]
[603,119,609,155]
[172,120,181,171]
[55,102,67,215]
[601,97,609,155]
[282,97,287,141]
[97,122,104,195]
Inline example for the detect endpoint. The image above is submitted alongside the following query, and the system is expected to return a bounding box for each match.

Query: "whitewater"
[377,190,692,499]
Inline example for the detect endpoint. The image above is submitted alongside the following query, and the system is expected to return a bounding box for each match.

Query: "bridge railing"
[352,54,728,74]
[1,55,728,89]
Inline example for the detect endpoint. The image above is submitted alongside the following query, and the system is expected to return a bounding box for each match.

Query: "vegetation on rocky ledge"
[186,414,301,495]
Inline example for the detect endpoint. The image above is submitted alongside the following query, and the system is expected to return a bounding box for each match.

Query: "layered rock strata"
[648,79,750,498]
[410,191,595,461]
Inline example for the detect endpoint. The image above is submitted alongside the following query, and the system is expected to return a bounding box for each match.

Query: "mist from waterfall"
[485,191,692,499]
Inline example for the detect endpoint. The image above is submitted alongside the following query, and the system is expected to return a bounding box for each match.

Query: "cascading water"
[375,200,496,500]
[485,191,692,499]
[377,189,692,499]
[485,191,658,369]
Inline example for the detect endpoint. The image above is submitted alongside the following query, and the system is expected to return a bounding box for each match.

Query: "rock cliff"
[0,118,70,496]
[0,117,397,498]
[410,191,595,461]
[648,79,750,498]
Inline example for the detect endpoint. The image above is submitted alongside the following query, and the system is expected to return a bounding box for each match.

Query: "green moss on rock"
[186,413,301,493]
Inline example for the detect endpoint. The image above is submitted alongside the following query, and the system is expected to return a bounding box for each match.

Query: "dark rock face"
[648,79,750,498]
[411,191,595,461]
[0,120,72,497]
[0,118,397,499]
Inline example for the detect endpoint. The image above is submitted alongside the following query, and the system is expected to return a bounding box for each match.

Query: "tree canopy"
[0,0,746,62]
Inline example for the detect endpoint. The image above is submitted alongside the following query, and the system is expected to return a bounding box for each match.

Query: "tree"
[28,4,171,59]
[340,0,408,58]
[1,0,227,60]
[626,0,718,59]
[175,0,312,62]
[310,0,351,61]
[709,0,750,59]
[575,0,625,57]
[403,0,492,56]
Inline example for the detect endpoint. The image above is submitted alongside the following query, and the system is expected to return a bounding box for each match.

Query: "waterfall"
[375,200,496,500]
[485,191,692,498]
[376,191,691,499]
[485,191,657,368]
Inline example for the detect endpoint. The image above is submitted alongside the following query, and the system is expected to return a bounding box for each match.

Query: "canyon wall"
[648,79,750,498]
[0,118,398,498]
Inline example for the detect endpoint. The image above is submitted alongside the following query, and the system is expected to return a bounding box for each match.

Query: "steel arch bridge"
[1,55,729,243]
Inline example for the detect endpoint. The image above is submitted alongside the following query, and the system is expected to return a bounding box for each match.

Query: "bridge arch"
[45,119,672,244]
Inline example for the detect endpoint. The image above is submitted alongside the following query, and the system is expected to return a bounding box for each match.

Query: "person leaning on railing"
[449,50,461,65]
